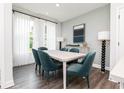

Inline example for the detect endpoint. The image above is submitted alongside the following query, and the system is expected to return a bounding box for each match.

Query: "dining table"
[44,50,86,89]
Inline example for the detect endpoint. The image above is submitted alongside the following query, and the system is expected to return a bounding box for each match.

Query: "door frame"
[116,5,124,66]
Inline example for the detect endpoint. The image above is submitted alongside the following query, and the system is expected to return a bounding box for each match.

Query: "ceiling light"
[56,3,60,7]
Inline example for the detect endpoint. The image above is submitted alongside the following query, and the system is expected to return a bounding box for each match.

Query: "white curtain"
[32,18,45,49]
[13,12,56,66]
[33,20,56,50]
[13,12,34,66]
[46,21,56,50]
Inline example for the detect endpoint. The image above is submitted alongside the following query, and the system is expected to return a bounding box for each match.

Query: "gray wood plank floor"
[9,64,119,89]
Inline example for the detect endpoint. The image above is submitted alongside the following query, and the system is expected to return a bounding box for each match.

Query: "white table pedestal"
[63,62,67,89]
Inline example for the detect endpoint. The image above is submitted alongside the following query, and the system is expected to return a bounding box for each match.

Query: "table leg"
[63,62,66,89]
[120,82,124,89]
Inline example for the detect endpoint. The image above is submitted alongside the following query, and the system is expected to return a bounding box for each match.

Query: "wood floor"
[9,64,119,89]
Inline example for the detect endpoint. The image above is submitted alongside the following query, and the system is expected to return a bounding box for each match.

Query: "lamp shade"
[98,31,110,40]
[57,37,64,42]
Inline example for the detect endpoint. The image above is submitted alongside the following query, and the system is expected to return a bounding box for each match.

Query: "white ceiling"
[13,3,108,22]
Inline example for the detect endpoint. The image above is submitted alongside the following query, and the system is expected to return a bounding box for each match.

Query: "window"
[13,12,56,66]
[29,21,34,52]
[13,12,35,66]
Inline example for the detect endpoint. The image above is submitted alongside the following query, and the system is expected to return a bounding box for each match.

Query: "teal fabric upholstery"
[32,49,43,75]
[38,50,62,80]
[67,52,96,88]
[69,48,79,53]
[79,52,91,64]
[38,47,48,50]
[61,48,68,51]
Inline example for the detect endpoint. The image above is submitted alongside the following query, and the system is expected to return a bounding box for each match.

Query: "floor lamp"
[98,31,110,73]
[57,37,64,50]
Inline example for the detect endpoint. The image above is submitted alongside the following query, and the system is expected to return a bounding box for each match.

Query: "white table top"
[45,50,86,62]
[110,58,124,82]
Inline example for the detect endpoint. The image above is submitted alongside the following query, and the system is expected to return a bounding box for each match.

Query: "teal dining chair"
[79,52,91,64]
[69,48,79,53]
[67,52,96,88]
[38,50,62,81]
[32,49,44,75]
[38,47,48,50]
[60,47,68,51]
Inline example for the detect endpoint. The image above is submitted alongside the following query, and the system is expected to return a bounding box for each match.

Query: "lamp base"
[101,40,106,72]
[101,71,105,74]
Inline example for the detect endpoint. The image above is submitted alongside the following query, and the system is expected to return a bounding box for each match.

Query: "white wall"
[0,3,14,88]
[62,5,110,67]
[0,3,4,87]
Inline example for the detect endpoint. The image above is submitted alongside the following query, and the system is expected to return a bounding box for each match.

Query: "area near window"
[13,12,56,66]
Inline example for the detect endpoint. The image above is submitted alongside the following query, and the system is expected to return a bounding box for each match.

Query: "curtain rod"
[12,10,58,24]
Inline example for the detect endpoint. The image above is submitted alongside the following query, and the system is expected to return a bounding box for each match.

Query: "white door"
[118,7,124,61]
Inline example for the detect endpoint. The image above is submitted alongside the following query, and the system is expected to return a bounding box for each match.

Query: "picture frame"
[73,24,85,43]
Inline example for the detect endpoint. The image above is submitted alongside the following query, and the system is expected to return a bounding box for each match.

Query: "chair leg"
[86,76,90,88]
[39,65,41,74]
[54,70,56,78]
[46,71,49,82]
[42,69,44,76]
[67,73,71,87]
[67,76,69,87]
[67,75,73,87]
[35,64,37,71]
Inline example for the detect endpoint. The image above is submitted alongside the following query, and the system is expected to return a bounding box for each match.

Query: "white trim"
[1,80,14,89]
[93,63,110,71]
[109,76,119,83]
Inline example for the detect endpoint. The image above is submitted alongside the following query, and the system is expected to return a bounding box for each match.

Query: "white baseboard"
[108,77,119,83]
[92,64,119,84]
[13,62,35,67]
[93,63,110,71]
[1,80,14,89]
